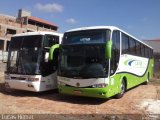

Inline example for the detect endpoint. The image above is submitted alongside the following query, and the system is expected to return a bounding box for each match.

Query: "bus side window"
[141,44,145,57]
[41,35,59,77]
[150,49,153,58]
[111,30,120,75]
[136,41,141,56]
[129,38,136,55]
[145,46,149,58]
[44,35,59,48]
[122,34,129,54]
[151,49,153,58]
[148,48,151,58]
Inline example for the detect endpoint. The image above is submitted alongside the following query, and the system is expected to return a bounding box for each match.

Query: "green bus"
[58,26,154,98]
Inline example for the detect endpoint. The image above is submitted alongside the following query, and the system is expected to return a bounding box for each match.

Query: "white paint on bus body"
[117,54,149,76]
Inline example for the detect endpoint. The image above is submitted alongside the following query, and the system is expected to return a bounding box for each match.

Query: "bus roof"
[66,26,152,49]
[12,31,63,37]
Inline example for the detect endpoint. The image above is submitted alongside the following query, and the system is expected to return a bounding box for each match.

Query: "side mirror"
[49,44,60,60]
[105,40,112,59]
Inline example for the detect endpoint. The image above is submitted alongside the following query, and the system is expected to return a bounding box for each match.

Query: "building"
[0,9,58,51]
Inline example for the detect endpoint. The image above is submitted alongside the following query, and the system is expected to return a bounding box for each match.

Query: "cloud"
[35,3,63,13]
[66,18,77,24]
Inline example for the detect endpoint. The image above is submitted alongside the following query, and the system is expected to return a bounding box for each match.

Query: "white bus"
[5,31,62,92]
[58,26,154,98]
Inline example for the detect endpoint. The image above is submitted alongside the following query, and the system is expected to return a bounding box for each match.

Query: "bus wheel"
[115,80,126,99]
[144,73,149,85]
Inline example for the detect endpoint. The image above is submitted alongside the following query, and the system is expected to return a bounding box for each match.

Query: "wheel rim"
[120,81,125,95]
[147,74,149,83]
[146,77,149,83]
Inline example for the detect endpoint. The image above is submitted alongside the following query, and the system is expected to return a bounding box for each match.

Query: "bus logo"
[124,59,142,67]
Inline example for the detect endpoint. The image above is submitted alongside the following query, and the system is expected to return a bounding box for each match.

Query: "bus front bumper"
[5,80,40,92]
[58,85,110,98]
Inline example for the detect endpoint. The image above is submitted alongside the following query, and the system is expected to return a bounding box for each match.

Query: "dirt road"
[0,63,160,120]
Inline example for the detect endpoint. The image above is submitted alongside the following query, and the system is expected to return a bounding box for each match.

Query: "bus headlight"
[28,78,39,82]
[92,83,107,88]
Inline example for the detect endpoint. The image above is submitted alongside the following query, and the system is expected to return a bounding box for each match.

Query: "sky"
[0,0,160,40]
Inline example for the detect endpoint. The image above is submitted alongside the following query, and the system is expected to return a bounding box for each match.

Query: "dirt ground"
[0,63,160,120]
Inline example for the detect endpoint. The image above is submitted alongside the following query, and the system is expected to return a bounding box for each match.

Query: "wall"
[0,50,8,63]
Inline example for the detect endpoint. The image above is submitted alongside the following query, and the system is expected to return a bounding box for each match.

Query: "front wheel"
[115,80,126,99]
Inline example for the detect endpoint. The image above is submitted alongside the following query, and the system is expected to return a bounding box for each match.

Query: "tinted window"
[121,33,152,58]
[141,44,145,57]
[145,46,149,58]
[148,48,151,58]
[44,35,59,47]
[10,35,42,49]
[151,49,153,58]
[112,31,120,51]
[59,45,108,78]
[122,34,129,54]
[63,29,110,45]
[136,41,141,56]
[8,35,43,75]
[129,38,136,55]
[111,30,120,74]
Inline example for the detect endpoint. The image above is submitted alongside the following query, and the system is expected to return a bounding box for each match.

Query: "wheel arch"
[121,76,127,90]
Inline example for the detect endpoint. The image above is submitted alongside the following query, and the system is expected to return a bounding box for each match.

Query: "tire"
[115,80,126,99]
[144,73,149,85]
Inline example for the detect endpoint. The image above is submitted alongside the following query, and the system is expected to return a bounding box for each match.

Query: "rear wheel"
[115,80,126,99]
[144,73,149,85]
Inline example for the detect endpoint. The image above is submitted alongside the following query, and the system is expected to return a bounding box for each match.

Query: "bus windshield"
[59,29,110,78]
[7,35,43,75]
[63,29,108,45]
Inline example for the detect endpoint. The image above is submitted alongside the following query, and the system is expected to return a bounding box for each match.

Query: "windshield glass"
[43,35,59,48]
[7,35,43,75]
[40,34,60,76]
[59,29,110,78]
[63,29,108,45]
